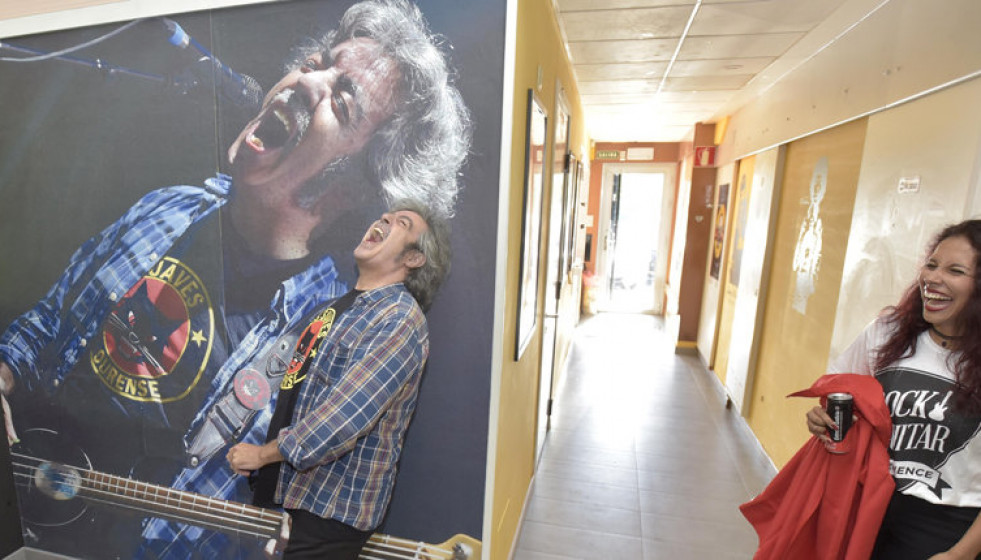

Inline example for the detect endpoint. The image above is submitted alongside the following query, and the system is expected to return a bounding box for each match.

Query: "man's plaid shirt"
[276,283,428,531]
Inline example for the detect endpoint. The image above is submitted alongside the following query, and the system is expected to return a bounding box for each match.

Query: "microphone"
[161,18,263,111]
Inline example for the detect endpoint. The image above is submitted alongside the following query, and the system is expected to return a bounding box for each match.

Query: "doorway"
[597,163,676,314]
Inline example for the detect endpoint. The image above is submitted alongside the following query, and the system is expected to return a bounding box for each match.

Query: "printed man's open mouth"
[247,90,311,152]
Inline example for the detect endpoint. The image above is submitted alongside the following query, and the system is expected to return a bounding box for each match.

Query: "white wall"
[829,76,981,360]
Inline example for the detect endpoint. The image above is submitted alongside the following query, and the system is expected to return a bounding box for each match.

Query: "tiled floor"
[512,312,777,559]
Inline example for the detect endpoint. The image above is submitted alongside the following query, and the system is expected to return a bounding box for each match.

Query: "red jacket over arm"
[740,374,894,560]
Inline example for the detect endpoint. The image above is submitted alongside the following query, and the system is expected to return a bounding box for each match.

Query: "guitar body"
[14,428,91,528]
[12,428,154,559]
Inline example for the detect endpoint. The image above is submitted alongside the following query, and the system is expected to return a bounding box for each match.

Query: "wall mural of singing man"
[0,0,472,557]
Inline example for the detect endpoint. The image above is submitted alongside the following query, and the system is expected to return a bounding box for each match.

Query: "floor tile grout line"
[518,515,644,541]
[680,355,777,498]
[525,492,648,515]
[515,313,770,559]
[520,518,646,541]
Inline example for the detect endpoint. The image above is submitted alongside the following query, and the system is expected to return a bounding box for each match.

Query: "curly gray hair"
[289,0,472,220]
[390,198,450,311]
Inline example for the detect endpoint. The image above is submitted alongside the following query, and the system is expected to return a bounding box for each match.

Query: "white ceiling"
[555,0,851,142]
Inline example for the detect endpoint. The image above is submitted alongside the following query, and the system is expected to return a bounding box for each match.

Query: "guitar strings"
[9,453,281,538]
[9,467,279,539]
[10,453,464,558]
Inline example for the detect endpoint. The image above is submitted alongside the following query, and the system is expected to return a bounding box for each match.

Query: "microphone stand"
[0,40,170,86]
[0,18,262,109]
[0,39,230,101]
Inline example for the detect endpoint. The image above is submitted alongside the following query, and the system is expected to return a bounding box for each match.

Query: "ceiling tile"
[557,0,695,12]
[677,33,803,59]
[656,90,739,103]
[669,57,774,77]
[552,0,865,141]
[579,93,660,106]
[586,104,716,121]
[658,100,734,112]
[690,0,848,36]
[560,6,692,41]
[579,79,660,95]
[568,39,678,64]
[579,89,737,107]
[661,74,754,90]
[575,61,670,81]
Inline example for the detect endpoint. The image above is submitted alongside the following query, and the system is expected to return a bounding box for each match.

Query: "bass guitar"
[10,428,479,559]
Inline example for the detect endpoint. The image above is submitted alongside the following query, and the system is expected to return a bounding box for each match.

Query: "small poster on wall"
[729,172,751,287]
[711,183,730,279]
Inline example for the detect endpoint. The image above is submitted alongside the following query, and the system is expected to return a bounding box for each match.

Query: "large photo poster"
[0,0,502,557]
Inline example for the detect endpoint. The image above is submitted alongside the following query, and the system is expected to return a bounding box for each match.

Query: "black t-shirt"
[53,212,226,480]
[251,289,360,508]
[48,213,319,481]
[221,216,317,349]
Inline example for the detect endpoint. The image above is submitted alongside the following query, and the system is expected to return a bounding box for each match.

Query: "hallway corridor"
[512,312,777,559]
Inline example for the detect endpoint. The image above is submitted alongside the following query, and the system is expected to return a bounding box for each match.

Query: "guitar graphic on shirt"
[108,273,187,376]
[928,391,951,422]
[10,428,478,559]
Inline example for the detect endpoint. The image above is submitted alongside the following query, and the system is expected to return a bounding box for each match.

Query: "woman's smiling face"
[920,234,979,336]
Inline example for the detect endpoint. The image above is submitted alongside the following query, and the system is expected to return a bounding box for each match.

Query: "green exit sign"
[596,150,619,159]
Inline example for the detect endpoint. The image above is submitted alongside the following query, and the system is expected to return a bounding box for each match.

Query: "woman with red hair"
[807,219,981,559]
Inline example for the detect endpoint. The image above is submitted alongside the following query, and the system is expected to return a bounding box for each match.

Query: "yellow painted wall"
[490,0,587,557]
[744,118,867,467]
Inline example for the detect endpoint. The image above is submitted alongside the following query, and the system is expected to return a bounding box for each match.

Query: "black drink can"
[827,392,853,443]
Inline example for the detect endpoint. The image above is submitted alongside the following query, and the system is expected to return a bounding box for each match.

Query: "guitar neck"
[15,452,480,559]
[79,469,284,539]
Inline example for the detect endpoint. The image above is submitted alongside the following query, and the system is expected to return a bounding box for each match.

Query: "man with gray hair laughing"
[227,200,451,558]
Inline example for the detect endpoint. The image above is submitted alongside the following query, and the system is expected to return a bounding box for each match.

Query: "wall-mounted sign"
[595,150,620,160]
[626,147,654,160]
[695,146,717,167]
[898,176,920,194]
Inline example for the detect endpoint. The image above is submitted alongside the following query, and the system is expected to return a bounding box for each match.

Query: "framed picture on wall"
[573,160,585,265]
[560,151,578,276]
[515,89,547,360]
[551,93,570,281]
